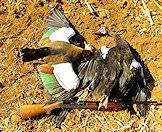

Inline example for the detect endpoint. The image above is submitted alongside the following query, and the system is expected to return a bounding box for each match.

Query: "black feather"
[77,51,104,90]
[21,47,51,62]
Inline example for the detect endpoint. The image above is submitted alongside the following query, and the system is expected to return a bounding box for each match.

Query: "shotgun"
[16,100,162,121]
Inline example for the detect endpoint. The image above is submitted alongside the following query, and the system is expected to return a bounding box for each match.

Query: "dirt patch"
[0,0,162,131]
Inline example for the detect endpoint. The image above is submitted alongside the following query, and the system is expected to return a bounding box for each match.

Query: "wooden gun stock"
[17,102,61,120]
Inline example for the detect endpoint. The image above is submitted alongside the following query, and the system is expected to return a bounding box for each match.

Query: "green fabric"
[39,72,59,95]
[41,28,57,40]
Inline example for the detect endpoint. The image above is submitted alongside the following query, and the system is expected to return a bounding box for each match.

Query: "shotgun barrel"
[61,100,127,111]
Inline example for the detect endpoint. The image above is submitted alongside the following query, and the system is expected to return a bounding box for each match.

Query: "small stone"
[0,38,7,47]
[135,16,140,21]
[94,26,108,36]
[139,28,147,34]
[38,0,44,6]
[160,80,162,92]
[98,9,109,19]
[14,4,26,18]
[0,6,7,14]
[156,28,162,35]
[122,1,127,9]
[17,93,24,99]
[99,10,107,19]
[0,82,4,89]
[151,11,157,16]
[46,129,50,132]
[8,0,16,3]
[11,114,22,123]
[34,0,45,7]
[131,122,139,128]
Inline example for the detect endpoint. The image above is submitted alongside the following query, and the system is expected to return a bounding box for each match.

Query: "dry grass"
[0,0,162,131]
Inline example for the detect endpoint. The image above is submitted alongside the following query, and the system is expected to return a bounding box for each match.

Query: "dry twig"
[153,0,162,12]
[141,0,153,25]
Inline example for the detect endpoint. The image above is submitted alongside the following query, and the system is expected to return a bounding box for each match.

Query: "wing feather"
[46,5,70,29]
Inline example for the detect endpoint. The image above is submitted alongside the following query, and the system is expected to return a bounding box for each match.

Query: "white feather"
[130,59,146,85]
[52,63,80,91]
[49,27,75,43]
[130,59,141,70]
[100,46,110,59]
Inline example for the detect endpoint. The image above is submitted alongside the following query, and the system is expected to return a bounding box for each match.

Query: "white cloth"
[100,46,110,59]
[52,63,80,91]
[49,27,75,43]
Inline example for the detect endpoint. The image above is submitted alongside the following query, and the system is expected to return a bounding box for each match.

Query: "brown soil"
[0,0,162,131]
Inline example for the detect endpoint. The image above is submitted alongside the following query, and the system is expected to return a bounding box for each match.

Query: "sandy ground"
[0,0,162,131]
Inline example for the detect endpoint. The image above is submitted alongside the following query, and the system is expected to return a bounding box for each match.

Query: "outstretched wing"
[46,5,70,30]
[77,51,105,90]
[41,5,75,43]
